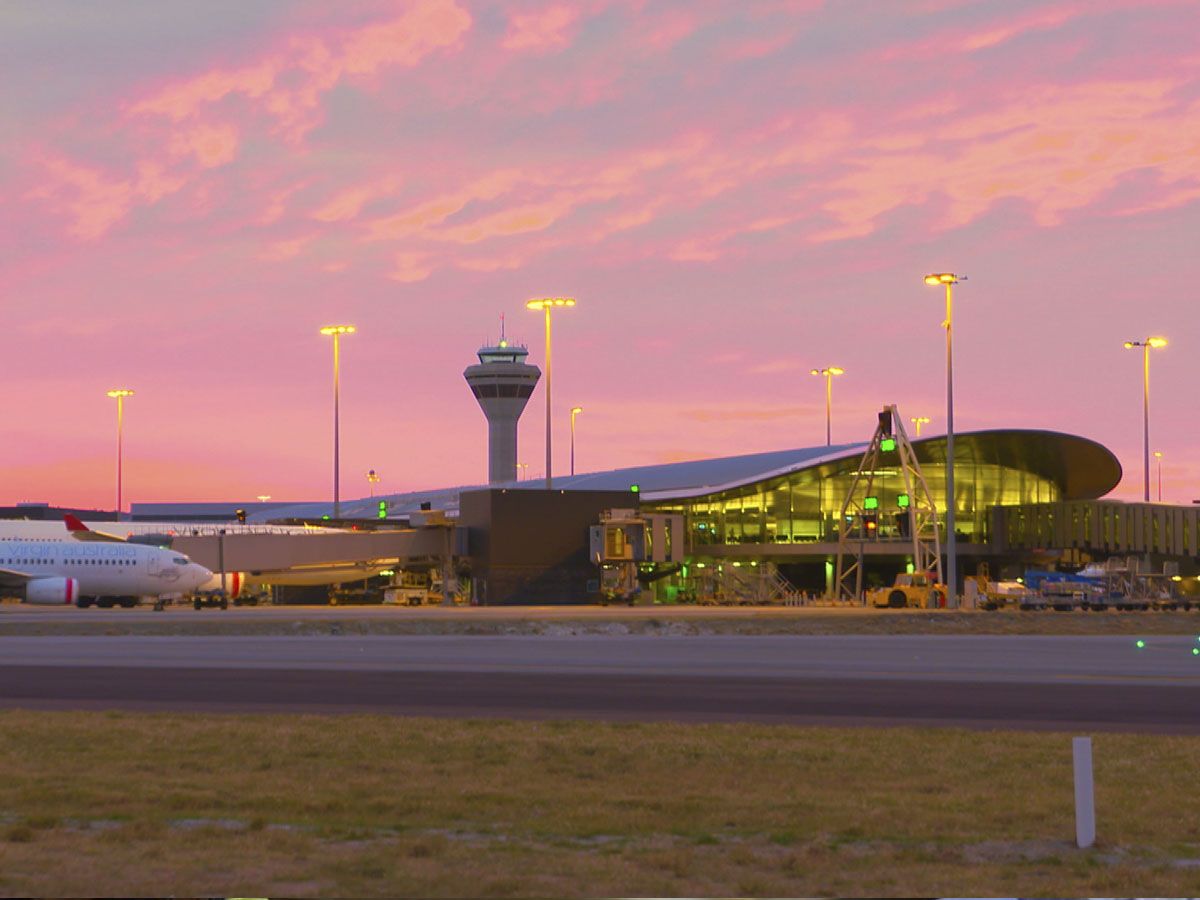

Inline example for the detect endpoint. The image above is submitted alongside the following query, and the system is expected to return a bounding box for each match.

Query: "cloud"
[169,122,240,168]
[879,3,1084,60]
[25,157,136,240]
[128,0,471,134]
[259,235,314,261]
[311,177,402,223]
[502,5,581,53]
[388,251,432,282]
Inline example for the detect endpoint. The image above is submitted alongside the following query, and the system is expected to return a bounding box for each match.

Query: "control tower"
[464,331,541,485]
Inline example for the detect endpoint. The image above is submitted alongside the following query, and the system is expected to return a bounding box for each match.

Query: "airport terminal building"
[211,424,1193,601]
[122,342,1194,604]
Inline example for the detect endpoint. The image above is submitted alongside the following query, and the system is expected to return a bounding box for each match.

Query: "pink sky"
[2,0,1199,509]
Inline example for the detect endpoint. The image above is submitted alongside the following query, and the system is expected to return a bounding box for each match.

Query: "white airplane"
[0,515,213,608]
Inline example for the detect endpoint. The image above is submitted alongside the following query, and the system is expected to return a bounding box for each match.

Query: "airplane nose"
[192,564,214,587]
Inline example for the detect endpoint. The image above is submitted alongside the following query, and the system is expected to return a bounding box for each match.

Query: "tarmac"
[1,632,1197,731]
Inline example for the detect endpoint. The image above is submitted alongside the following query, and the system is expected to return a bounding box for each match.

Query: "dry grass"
[0,711,1198,896]
[3,607,1200,637]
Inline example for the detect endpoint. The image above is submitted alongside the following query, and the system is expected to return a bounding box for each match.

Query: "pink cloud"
[433,199,568,244]
[129,0,471,133]
[455,253,527,272]
[26,157,136,240]
[259,235,314,261]
[128,60,277,122]
[169,122,240,168]
[880,3,1085,60]
[388,251,433,282]
[341,1,472,74]
[311,177,401,223]
[816,78,1200,237]
[502,6,581,53]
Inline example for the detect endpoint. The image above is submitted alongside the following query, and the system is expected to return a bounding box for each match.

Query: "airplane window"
[173,558,189,565]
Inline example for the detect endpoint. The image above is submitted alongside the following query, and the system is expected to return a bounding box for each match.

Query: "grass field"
[1,711,1198,896]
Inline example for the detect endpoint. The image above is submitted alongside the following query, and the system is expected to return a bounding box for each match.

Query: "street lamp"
[1153,451,1163,502]
[910,416,931,437]
[517,462,529,481]
[256,495,272,503]
[106,389,134,521]
[569,407,583,476]
[1123,337,1168,503]
[808,366,844,446]
[319,324,356,518]
[367,469,380,498]
[924,272,966,604]
[526,297,576,489]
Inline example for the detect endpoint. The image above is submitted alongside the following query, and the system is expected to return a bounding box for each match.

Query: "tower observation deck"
[464,337,541,484]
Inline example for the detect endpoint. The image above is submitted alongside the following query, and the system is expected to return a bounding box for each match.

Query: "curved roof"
[257,429,1120,523]
[645,429,1121,502]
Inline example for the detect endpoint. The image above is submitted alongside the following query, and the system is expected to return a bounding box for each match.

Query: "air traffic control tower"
[464,335,541,484]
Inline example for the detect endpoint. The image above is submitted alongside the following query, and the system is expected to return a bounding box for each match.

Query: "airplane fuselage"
[0,536,212,601]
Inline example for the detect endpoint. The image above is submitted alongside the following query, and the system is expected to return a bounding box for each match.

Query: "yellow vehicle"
[866,572,947,609]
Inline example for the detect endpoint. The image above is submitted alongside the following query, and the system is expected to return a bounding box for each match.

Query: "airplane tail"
[64,515,126,543]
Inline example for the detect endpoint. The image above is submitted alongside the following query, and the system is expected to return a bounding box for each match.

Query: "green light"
[681,565,688,578]
[880,437,896,452]
[897,493,910,508]
[630,484,640,494]
[1136,639,1145,649]
[378,500,388,519]
[863,496,879,510]
[1193,648,1199,656]
[321,515,330,521]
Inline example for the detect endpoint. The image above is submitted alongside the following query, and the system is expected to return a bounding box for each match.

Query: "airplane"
[0,515,213,608]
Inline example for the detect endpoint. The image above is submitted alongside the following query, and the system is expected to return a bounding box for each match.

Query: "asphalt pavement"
[1,634,1197,731]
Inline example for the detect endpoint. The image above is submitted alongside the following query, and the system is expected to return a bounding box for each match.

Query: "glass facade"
[646,444,1060,548]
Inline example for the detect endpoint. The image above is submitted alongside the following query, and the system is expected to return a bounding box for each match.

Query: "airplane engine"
[193,571,251,598]
[25,577,80,605]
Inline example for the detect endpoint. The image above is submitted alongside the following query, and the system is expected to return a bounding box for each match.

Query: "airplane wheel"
[193,599,202,610]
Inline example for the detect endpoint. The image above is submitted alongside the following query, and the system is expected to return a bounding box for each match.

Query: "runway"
[1,635,1198,731]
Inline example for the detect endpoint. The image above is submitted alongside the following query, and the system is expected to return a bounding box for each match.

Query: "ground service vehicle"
[866,572,947,609]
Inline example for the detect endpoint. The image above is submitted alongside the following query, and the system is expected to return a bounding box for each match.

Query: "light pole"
[924,272,965,603]
[808,366,844,446]
[106,389,134,521]
[569,406,583,476]
[319,324,356,519]
[367,469,380,498]
[517,462,529,481]
[1153,451,1163,502]
[526,297,576,489]
[1123,337,1167,503]
[910,416,931,438]
[256,494,272,503]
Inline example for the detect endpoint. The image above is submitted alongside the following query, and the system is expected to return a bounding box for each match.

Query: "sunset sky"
[2,0,1198,510]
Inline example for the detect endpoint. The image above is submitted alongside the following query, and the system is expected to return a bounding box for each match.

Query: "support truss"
[831,405,943,601]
